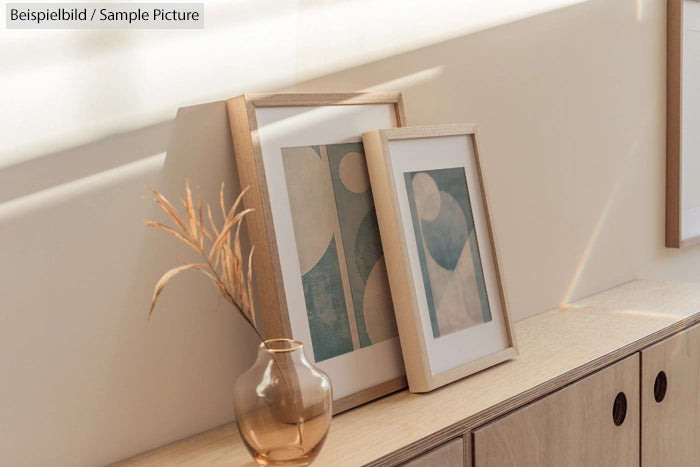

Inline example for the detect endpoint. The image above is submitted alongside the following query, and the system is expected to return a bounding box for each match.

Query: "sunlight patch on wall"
[559,99,657,307]
[296,0,588,80]
[1,0,585,167]
[0,0,299,166]
[362,66,444,92]
[0,152,165,222]
[636,0,653,22]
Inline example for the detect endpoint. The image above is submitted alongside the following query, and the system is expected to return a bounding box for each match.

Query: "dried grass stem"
[146,181,262,341]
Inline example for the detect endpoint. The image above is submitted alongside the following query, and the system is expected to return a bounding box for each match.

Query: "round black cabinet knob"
[654,371,668,403]
[612,392,627,426]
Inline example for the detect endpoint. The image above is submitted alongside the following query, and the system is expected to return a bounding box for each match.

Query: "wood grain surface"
[473,354,639,467]
[400,437,465,467]
[641,322,700,466]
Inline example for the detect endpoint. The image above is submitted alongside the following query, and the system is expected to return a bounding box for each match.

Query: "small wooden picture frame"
[227,93,408,413]
[363,124,518,392]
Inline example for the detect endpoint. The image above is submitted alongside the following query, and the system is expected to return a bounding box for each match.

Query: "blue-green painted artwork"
[301,237,353,361]
[282,143,397,362]
[404,167,492,338]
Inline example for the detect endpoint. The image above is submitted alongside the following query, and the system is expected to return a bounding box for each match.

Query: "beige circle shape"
[282,146,336,276]
[339,151,371,193]
[363,258,398,344]
[411,172,440,221]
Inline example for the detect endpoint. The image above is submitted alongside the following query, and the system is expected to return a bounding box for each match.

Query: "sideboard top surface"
[112,279,700,467]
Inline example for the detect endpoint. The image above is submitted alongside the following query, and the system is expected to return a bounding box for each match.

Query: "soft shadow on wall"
[0,0,677,465]
[124,102,263,456]
[0,123,176,466]
[0,102,263,467]
[0,122,171,205]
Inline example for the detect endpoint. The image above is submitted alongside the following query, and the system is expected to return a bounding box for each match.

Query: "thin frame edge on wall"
[667,0,700,248]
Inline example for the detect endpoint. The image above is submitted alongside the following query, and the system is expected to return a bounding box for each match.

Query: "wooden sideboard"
[112,280,700,466]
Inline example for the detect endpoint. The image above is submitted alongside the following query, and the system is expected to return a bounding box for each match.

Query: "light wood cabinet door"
[472,354,639,467]
[641,323,700,466]
[401,438,465,467]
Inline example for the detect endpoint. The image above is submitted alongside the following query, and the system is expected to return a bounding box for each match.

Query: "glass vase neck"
[260,338,304,354]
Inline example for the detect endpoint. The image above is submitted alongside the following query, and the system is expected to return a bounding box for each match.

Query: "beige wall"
[2,0,699,465]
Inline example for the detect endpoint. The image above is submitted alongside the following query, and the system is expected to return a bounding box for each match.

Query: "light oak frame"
[363,124,517,392]
[226,93,407,413]
[667,0,700,247]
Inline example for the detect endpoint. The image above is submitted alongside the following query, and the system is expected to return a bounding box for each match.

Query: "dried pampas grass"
[146,181,261,339]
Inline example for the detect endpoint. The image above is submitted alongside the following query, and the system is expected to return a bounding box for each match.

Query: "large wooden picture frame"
[363,124,517,392]
[227,93,407,413]
[667,0,700,247]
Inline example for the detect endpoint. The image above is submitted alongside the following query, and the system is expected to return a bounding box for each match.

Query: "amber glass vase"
[234,338,332,466]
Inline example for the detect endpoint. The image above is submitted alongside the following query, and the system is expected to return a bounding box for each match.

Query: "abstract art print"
[227,93,407,413]
[282,143,397,362]
[363,124,518,393]
[404,167,492,338]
